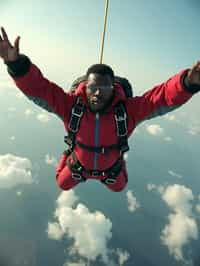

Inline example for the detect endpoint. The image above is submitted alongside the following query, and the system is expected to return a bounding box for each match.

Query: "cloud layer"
[0,153,33,189]
[37,112,50,123]
[45,154,58,167]
[47,190,112,263]
[126,190,140,212]
[161,185,198,261]
[147,183,198,263]
[146,124,164,136]
[145,123,172,142]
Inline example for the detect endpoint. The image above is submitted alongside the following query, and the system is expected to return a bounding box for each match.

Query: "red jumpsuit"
[8,59,193,192]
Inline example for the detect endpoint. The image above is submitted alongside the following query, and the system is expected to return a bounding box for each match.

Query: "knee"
[108,182,127,192]
[56,177,69,191]
[104,172,128,192]
[56,174,75,191]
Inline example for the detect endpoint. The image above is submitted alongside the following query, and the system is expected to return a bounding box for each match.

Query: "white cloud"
[126,190,140,212]
[168,170,183,179]
[146,124,164,136]
[16,91,25,99]
[164,136,172,142]
[187,125,200,136]
[10,136,15,141]
[146,183,164,194]
[196,204,200,214]
[161,211,198,261]
[45,154,58,167]
[116,248,130,266]
[160,184,198,262]
[165,114,176,121]
[162,184,194,215]
[36,112,50,123]
[25,108,34,116]
[195,194,200,214]
[47,190,112,264]
[56,189,78,207]
[164,114,182,128]
[145,124,172,141]
[147,183,156,191]
[16,190,22,196]
[0,153,33,189]
[47,222,64,240]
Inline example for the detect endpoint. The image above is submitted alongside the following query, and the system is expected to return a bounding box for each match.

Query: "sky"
[0,1,200,266]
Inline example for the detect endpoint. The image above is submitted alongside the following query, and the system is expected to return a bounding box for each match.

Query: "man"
[0,27,200,192]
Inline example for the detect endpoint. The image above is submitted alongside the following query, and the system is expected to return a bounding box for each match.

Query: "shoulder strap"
[64,97,84,152]
[114,102,129,154]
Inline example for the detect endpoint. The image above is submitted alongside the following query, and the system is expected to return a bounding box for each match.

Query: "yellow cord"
[100,0,109,64]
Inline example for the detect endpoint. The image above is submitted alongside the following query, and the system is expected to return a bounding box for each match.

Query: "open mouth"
[92,98,103,104]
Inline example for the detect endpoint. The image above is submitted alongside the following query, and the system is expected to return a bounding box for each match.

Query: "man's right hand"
[0,27,20,63]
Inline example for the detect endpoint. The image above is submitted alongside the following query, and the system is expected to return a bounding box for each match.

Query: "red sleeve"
[126,69,193,126]
[11,63,75,121]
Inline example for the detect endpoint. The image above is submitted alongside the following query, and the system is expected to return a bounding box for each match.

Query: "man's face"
[86,73,114,112]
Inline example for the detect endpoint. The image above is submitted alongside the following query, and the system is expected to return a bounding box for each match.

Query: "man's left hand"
[186,61,200,86]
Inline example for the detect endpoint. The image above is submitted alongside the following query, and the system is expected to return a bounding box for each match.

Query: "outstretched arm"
[0,27,75,122]
[126,64,200,126]
[184,61,200,90]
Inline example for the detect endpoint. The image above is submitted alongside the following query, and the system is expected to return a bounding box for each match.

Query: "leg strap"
[66,153,86,182]
[101,159,122,185]
[66,152,122,183]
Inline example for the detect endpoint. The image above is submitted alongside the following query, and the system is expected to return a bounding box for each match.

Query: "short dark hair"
[86,64,114,80]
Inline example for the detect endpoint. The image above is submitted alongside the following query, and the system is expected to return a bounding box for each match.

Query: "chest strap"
[76,141,119,154]
[64,98,129,155]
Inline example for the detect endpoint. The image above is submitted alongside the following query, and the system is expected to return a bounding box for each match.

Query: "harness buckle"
[72,172,84,181]
[115,113,128,137]
[69,98,84,133]
[114,111,127,122]
[104,177,116,184]
[71,107,84,118]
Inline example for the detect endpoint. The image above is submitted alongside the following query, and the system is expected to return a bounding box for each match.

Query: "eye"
[86,85,113,92]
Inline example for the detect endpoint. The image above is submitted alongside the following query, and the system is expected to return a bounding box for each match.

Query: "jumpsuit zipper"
[93,112,100,169]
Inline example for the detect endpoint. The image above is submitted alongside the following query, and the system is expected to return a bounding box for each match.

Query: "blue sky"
[0,1,200,266]
[1,0,200,89]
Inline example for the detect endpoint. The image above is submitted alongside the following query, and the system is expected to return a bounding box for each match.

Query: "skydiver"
[0,27,200,192]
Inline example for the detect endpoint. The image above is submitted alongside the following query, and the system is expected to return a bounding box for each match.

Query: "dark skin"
[86,73,114,113]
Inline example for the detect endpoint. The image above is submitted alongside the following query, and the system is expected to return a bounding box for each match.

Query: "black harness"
[64,97,129,184]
